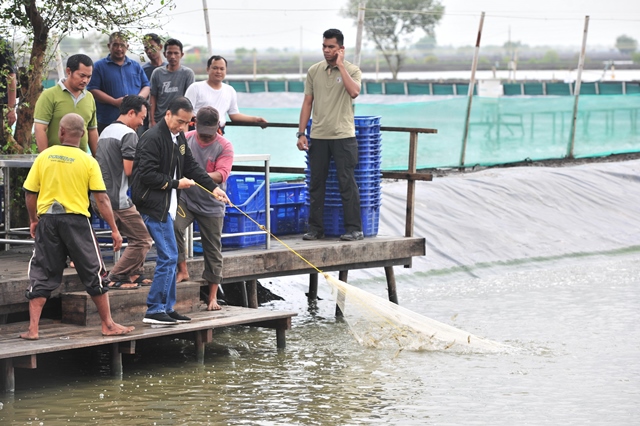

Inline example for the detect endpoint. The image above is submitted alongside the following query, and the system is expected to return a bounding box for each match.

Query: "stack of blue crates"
[222,174,267,248]
[304,116,382,237]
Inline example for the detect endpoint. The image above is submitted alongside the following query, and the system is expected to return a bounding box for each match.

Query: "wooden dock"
[0,307,295,392]
[0,234,425,392]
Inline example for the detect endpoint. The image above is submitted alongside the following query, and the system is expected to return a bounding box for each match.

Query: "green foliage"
[632,52,640,64]
[235,47,250,62]
[615,34,637,55]
[0,0,175,149]
[344,0,444,79]
[542,50,560,63]
[414,34,437,52]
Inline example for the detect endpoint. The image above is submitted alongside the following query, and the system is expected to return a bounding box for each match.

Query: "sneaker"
[303,231,324,240]
[167,311,192,323]
[143,312,178,325]
[340,231,364,241]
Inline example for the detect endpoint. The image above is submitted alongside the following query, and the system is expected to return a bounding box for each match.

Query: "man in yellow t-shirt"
[21,113,135,340]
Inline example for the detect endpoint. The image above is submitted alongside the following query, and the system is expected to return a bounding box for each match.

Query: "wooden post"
[405,131,418,238]
[354,1,366,66]
[247,280,258,308]
[308,272,318,302]
[276,328,286,349]
[460,12,485,168]
[195,329,213,363]
[336,270,348,317]
[384,266,398,304]
[568,16,590,158]
[240,282,248,307]
[1,358,14,392]
[111,343,123,378]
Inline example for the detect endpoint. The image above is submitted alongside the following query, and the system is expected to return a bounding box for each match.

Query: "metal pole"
[354,1,366,66]
[460,12,485,168]
[202,0,213,56]
[568,16,590,158]
[299,26,303,81]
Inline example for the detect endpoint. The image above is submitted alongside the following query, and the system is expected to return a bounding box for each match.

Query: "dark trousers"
[27,214,107,299]
[308,137,362,233]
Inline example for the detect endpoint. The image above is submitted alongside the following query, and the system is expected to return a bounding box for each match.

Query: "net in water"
[324,274,507,353]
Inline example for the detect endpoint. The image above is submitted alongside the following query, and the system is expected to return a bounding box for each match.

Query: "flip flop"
[108,281,140,290]
[132,275,153,286]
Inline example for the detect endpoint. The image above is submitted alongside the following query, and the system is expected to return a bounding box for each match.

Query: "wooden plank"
[61,281,201,326]
[0,236,425,315]
[0,307,296,360]
[222,237,425,282]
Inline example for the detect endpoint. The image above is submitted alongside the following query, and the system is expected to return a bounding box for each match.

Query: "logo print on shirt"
[162,81,179,93]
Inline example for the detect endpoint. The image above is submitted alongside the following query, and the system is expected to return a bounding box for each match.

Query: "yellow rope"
[193,181,408,338]
[194,181,323,275]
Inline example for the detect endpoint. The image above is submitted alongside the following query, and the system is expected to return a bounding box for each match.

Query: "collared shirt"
[304,59,361,139]
[87,54,150,125]
[33,79,97,152]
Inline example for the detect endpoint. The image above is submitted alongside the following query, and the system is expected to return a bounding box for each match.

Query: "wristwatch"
[296,131,306,138]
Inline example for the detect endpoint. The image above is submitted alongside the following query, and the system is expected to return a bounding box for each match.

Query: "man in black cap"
[174,106,233,311]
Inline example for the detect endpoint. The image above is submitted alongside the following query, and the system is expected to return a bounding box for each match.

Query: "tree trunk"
[14,0,48,150]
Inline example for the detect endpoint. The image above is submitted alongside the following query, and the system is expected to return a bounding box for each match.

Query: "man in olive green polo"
[296,28,363,241]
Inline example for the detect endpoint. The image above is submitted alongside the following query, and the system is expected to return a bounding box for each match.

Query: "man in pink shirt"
[174,106,233,310]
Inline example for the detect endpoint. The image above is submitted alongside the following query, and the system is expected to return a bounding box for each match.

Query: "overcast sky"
[152,0,640,52]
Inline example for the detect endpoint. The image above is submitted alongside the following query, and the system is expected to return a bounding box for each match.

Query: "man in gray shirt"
[95,95,153,289]
[149,38,195,127]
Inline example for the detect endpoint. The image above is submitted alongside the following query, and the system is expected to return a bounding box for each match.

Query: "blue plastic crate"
[226,174,266,212]
[270,203,308,235]
[355,124,381,136]
[318,204,380,237]
[223,210,267,248]
[270,182,307,205]
[356,134,382,147]
[354,116,381,127]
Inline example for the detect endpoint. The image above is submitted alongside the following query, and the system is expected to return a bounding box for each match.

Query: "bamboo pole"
[202,0,213,56]
[568,16,590,158]
[354,1,366,66]
[459,12,485,168]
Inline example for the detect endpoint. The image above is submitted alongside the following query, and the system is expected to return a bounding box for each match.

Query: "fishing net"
[196,183,506,353]
[324,273,507,353]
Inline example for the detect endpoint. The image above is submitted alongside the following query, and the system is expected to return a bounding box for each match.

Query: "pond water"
[0,251,637,425]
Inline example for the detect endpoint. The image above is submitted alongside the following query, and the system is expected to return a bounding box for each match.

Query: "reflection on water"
[1,252,638,425]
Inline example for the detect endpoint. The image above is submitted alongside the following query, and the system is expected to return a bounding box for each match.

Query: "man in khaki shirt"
[296,28,363,241]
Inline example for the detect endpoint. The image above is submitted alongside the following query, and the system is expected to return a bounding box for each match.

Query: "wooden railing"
[225,122,437,238]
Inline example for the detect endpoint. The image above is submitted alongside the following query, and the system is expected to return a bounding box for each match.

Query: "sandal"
[132,275,153,286]
[108,281,140,290]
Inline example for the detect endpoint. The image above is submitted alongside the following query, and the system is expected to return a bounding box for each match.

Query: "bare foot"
[19,331,39,340]
[176,271,190,283]
[102,322,135,336]
[130,274,152,286]
[207,299,221,311]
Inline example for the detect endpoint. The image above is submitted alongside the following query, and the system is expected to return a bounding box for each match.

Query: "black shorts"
[26,214,108,299]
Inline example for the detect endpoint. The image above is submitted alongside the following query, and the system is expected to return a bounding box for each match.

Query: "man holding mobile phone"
[296,28,363,242]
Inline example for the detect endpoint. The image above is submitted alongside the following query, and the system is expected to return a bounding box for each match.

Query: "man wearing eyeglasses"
[88,32,150,134]
[130,97,229,325]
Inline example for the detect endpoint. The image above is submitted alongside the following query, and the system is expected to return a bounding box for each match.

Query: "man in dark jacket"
[131,97,229,325]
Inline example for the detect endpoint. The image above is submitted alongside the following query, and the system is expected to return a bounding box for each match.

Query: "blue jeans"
[142,214,178,315]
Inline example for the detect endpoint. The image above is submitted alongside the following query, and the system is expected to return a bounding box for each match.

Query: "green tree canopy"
[615,34,637,55]
[0,0,175,151]
[344,0,444,80]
